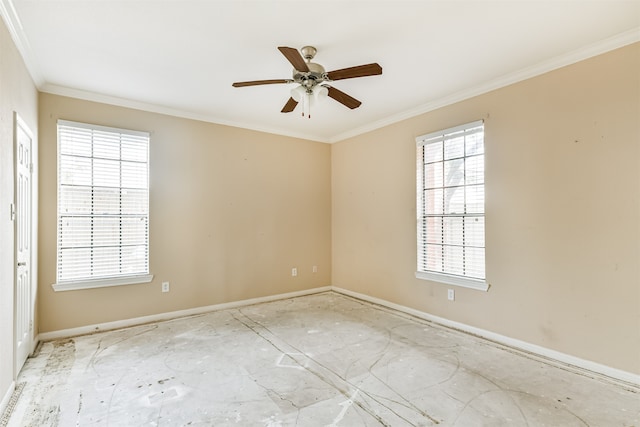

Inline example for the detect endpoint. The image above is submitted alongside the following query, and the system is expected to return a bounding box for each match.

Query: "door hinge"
[29,320,33,332]
[29,163,34,174]
[10,203,15,221]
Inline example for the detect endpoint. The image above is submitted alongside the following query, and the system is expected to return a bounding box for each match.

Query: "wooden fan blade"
[326,86,362,109]
[232,79,290,87]
[326,63,382,81]
[278,46,309,72]
[281,97,298,113]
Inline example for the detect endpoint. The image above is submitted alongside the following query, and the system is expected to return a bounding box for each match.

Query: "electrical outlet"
[162,282,170,293]
[447,289,455,301]
[292,267,297,277]
[312,265,318,273]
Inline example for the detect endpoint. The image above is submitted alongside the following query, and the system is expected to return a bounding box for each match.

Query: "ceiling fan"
[232,46,382,117]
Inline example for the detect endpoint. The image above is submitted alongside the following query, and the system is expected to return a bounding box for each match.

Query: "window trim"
[415,271,489,291]
[52,274,154,292]
[415,120,488,292]
[53,120,152,292]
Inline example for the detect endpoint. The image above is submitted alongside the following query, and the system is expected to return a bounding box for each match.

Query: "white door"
[15,113,34,374]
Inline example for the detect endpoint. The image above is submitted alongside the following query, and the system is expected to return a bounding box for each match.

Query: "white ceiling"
[3,1,639,142]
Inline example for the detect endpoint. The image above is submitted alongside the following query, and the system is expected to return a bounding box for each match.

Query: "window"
[416,120,487,291]
[54,120,152,291]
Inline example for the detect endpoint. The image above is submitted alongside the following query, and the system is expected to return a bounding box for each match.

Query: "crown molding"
[329,28,640,143]
[40,83,330,143]
[3,0,637,145]
[0,0,44,86]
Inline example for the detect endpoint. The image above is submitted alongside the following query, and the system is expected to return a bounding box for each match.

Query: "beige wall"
[332,43,640,374]
[38,94,332,332]
[0,17,39,405]
[7,25,636,387]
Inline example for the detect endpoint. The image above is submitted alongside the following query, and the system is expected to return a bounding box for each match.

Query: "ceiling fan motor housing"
[293,62,326,90]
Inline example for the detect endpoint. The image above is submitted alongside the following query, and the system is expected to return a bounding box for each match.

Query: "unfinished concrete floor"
[7,292,639,426]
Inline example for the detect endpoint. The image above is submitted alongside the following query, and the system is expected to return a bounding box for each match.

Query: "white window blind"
[416,120,486,290]
[56,120,150,288]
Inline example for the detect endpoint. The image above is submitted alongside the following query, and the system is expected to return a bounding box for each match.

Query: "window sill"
[52,274,154,292]
[415,271,489,291]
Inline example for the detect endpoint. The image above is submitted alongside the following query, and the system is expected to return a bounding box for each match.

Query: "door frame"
[13,112,37,376]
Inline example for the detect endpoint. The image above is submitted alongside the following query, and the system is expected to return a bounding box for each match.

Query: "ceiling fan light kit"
[290,85,328,118]
[232,46,382,118]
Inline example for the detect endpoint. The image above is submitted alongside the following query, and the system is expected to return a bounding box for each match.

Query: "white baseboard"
[332,286,640,389]
[35,284,638,389]
[0,381,15,419]
[38,286,332,342]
